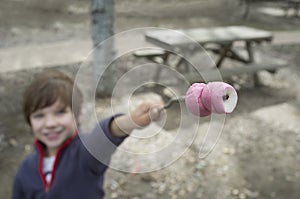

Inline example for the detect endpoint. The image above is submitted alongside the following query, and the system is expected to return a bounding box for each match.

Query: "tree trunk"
[90,0,116,97]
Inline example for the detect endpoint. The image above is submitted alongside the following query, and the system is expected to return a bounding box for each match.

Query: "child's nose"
[45,115,58,127]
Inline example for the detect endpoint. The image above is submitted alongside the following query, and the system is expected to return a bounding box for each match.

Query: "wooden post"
[243,0,251,19]
[90,0,116,97]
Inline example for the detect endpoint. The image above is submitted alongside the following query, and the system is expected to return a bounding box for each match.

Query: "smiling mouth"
[43,130,63,141]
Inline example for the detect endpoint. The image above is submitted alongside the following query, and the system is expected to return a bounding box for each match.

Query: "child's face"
[30,100,77,156]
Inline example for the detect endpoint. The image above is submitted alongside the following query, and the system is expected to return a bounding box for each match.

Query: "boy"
[11,70,163,199]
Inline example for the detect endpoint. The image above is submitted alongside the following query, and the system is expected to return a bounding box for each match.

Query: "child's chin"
[45,137,64,148]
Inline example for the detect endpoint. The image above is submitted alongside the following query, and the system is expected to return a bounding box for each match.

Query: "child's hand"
[110,101,164,137]
[130,101,164,128]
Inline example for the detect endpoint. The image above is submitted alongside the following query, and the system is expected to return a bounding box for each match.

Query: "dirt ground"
[0,0,300,198]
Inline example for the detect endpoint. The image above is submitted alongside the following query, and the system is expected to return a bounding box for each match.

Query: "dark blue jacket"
[11,116,126,199]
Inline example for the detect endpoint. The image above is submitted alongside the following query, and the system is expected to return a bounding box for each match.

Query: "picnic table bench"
[134,26,287,84]
[283,0,300,17]
[240,0,300,18]
[184,61,287,83]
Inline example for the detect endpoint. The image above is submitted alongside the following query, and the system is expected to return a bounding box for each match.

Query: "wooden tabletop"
[145,26,273,50]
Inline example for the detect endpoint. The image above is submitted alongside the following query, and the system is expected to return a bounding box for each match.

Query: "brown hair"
[23,70,83,125]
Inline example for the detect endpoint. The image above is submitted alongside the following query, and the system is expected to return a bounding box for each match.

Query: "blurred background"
[0,0,300,198]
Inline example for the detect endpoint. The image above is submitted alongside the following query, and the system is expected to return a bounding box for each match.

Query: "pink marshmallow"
[185,83,211,117]
[185,82,238,116]
[204,82,238,114]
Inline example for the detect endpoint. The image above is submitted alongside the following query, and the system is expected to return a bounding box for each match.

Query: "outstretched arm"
[110,101,163,138]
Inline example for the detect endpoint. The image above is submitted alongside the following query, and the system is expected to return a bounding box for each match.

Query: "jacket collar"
[33,131,78,192]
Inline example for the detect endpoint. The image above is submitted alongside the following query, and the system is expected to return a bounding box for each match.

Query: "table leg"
[246,41,254,62]
[227,49,251,63]
[151,52,171,82]
[246,41,262,86]
[208,44,251,64]
[216,43,232,68]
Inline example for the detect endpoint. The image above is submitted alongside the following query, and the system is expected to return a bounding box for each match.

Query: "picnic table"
[286,0,300,17]
[135,26,287,83]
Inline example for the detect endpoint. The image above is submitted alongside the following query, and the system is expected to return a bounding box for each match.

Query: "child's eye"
[56,109,67,115]
[32,113,44,119]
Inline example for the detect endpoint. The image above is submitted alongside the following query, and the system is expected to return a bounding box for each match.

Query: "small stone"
[239,193,247,199]
[110,180,119,190]
[11,27,21,36]
[53,21,64,31]
[24,144,32,152]
[232,189,240,196]
[158,183,166,194]
[244,189,259,198]
[187,184,194,192]
[110,192,118,198]
[8,138,17,147]
[285,175,293,182]
[195,160,207,170]
[229,148,236,155]
[178,189,186,196]
[150,182,158,188]
[223,147,235,155]
[187,156,196,163]
[223,147,230,154]
[222,165,229,172]
[141,175,154,182]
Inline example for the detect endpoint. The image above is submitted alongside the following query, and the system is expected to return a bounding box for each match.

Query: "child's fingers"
[131,101,164,128]
[138,101,162,113]
[149,104,165,121]
[149,107,160,121]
